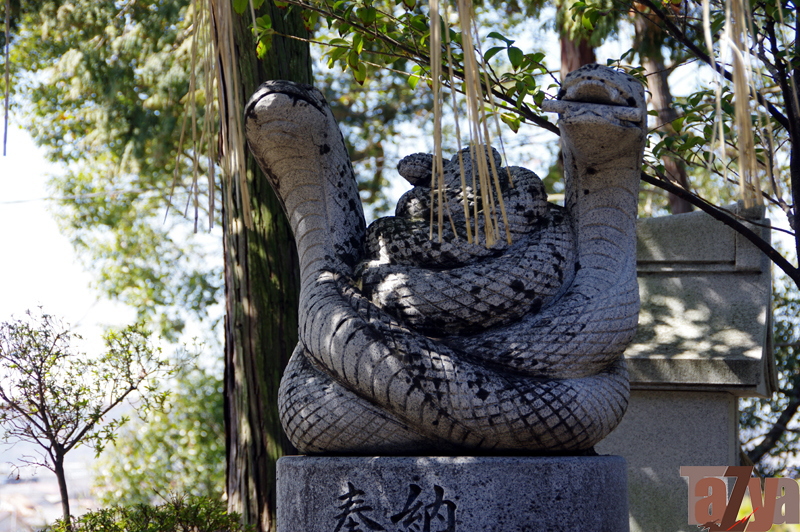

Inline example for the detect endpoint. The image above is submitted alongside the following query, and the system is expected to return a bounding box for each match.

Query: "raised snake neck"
[246,64,647,454]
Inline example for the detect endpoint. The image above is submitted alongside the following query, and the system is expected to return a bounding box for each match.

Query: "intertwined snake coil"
[245,64,647,454]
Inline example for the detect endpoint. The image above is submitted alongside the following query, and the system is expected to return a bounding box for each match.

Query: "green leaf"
[302,11,319,31]
[581,13,594,31]
[347,50,360,70]
[233,0,248,15]
[353,62,368,85]
[252,0,266,7]
[683,136,705,150]
[256,14,272,30]
[508,47,523,70]
[356,6,378,24]
[523,74,537,90]
[484,46,505,62]
[501,113,521,133]
[326,46,348,68]
[233,0,248,14]
[353,33,364,54]
[409,14,428,32]
[403,0,416,8]
[409,64,423,89]
[256,37,271,59]
[487,31,514,46]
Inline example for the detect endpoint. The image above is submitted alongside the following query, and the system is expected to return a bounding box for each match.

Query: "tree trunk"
[633,10,693,214]
[53,451,71,525]
[220,4,311,532]
[560,34,595,80]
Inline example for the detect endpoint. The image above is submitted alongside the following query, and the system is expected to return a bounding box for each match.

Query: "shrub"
[44,496,254,532]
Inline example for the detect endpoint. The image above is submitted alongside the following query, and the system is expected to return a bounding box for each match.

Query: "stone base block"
[277,455,629,532]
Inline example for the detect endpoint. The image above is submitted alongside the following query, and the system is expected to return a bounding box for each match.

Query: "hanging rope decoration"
[428,0,513,247]
[701,0,782,209]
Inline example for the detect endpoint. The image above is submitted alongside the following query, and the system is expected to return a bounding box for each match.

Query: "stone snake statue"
[245,64,647,454]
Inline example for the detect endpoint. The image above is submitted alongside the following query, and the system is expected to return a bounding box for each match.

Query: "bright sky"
[0,125,135,340]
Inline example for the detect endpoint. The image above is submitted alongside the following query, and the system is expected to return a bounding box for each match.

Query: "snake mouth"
[541,72,645,125]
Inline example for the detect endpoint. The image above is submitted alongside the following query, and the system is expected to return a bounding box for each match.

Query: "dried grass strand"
[426,0,511,247]
[3,0,10,157]
[703,0,768,208]
[442,1,472,244]
[211,0,252,229]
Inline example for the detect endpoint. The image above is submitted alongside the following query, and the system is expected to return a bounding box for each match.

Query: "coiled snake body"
[245,64,647,454]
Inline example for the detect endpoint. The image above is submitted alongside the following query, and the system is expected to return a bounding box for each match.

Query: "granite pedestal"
[277,455,629,532]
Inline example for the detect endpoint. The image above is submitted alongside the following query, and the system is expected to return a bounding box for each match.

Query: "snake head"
[542,64,647,165]
[245,80,367,273]
[245,81,333,201]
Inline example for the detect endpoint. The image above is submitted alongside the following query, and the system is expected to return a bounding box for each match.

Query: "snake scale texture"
[245,64,647,454]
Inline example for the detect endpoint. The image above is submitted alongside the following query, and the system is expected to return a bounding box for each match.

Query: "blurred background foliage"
[94,358,226,505]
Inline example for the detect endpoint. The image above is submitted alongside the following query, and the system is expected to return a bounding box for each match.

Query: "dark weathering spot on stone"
[626,96,636,107]
[510,280,525,292]
[476,388,490,401]
[586,167,597,175]
[470,286,482,295]
[245,103,258,120]
[319,143,331,155]
[583,189,590,195]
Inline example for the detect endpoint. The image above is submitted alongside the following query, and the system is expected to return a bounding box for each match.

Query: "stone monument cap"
[627,204,775,397]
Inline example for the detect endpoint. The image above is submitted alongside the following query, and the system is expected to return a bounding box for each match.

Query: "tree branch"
[632,0,791,131]
[747,381,800,464]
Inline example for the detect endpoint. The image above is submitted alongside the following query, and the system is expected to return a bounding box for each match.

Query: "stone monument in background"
[599,205,774,532]
[246,64,648,531]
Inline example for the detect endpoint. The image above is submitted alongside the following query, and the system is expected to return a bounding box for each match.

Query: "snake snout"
[563,79,627,107]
